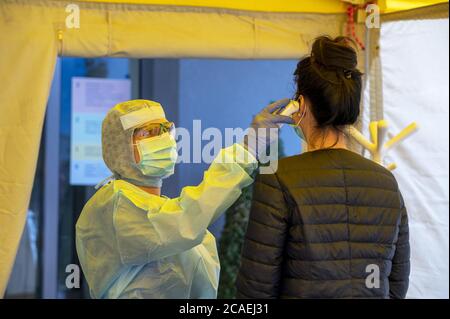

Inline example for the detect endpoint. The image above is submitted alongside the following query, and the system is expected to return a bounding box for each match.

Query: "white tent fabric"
[0,0,448,298]
[380,18,449,298]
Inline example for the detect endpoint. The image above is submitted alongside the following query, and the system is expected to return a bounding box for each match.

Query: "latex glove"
[243,99,294,160]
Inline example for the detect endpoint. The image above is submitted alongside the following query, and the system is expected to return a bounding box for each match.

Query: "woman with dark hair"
[236,36,410,299]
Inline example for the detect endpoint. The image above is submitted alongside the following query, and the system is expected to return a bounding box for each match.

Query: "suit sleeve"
[389,191,411,299]
[236,171,290,299]
[114,143,258,265]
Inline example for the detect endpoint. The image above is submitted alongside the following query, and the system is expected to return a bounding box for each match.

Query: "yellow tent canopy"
[79,0,447,14]
[0,0,448,298]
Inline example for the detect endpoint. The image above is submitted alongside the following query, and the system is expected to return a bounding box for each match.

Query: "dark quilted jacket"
[236,148,410,299]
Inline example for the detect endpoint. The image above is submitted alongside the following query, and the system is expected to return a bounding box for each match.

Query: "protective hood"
[101,99,168,188]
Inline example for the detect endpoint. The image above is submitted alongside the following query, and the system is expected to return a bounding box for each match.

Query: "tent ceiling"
[78,0,448,14]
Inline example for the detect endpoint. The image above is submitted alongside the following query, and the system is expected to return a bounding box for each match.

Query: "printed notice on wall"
[70,77,131,186]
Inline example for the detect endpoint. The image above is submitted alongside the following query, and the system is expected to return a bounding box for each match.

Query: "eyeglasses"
[133,122,175,139]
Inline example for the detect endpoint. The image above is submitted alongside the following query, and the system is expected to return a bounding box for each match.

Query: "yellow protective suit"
[76,143,257,299]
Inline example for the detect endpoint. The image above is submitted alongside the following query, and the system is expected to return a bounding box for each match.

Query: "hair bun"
[311,36,358,71]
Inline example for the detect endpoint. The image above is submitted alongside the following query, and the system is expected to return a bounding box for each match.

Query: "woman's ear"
[291,95,304,123]
[296,95,307,116]
[299,95,307,109]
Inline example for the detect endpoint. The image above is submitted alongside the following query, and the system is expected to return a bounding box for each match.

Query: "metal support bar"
[42,59,61,299]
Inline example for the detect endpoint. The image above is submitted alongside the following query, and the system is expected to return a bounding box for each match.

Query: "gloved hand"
[243,99,295,160]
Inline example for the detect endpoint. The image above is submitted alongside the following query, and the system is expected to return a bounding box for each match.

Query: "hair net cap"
[102,100,169,188]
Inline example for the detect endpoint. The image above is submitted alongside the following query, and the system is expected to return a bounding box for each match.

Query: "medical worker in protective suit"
[75,99,293,299]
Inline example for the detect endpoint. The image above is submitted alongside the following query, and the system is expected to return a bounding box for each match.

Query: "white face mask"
[135,132,178,179]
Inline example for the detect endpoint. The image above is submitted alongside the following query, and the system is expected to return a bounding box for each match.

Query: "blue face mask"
[293,125,306,141]
[291,103,307,142]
